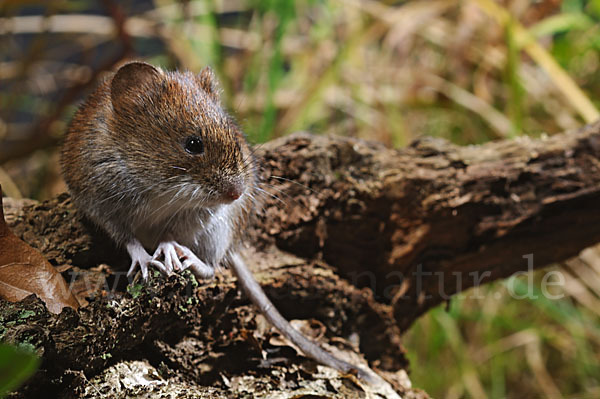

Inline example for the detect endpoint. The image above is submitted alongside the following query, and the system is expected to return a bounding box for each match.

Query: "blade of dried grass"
[0,167,21,199]
[525,341,564,399]
[419,73,512,138]
[564,257,600,299]
[470,0,599,123]
[273,17,387,137]
[560,269,600,318]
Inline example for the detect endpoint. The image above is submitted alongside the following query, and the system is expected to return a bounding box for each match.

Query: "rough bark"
[3,120,600,397]
[253,121,600,329]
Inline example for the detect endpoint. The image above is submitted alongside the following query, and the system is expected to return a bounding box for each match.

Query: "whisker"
[243,191,268,215]
[262,184,314,212]
[267,175,321,197]
[254,186,287,206]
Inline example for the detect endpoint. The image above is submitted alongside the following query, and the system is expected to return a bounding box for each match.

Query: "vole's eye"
[185,136,204,155]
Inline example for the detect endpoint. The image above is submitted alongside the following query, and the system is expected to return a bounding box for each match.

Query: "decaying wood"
[2,197,414,398]
[3,121,600,397]
[254,121,600,329]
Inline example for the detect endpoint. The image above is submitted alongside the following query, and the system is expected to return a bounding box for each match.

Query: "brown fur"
[62,62,256,261]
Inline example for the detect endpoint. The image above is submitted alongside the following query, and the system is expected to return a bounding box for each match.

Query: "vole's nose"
[222,183,243,202]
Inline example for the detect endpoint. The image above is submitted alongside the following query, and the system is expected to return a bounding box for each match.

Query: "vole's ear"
[111,62,161,112]
[197,66,221,103]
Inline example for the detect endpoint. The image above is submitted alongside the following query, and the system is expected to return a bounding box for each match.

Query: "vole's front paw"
[152,241,214,279]
[126,240,168,280]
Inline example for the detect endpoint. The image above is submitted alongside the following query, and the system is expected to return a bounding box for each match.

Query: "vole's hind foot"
[126,240,169,280]
[152,241,214,279]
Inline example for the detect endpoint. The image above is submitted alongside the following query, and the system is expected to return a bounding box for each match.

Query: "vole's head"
[108,62,254,208]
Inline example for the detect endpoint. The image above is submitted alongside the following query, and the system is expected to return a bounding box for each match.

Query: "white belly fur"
[189,205,233,267]
[134,204,234,268]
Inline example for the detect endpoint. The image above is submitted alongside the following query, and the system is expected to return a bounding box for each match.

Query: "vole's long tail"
[228,252,400,396]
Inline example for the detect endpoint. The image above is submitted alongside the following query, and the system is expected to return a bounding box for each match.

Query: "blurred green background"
[1,0,600,398]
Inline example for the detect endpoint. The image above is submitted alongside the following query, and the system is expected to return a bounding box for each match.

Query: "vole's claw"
[173,243,214,278]
[127,260,145,280]
[149,259,170,275]
[152,241,214,279]
[152,242,179,274]
[125,241,214,282]
[126,240,156,280]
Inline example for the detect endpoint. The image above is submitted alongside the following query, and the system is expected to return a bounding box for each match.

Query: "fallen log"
[254,122,600,329]
[3,121,600,397]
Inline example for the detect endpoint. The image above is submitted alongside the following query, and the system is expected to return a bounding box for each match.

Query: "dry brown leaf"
[0,186,79,314]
